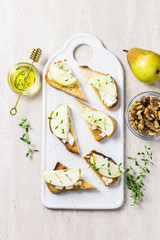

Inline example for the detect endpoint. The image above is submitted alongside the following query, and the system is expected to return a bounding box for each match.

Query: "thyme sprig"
[126,146,153,206]
[19,119,38,158]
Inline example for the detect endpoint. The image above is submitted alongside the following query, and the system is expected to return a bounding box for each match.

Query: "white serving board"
[42,33,124,209]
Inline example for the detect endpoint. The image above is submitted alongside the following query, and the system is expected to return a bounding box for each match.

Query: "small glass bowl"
[7,62,41,96]
[125,91,160,141]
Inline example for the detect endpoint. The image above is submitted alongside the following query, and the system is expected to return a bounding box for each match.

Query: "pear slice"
[43,169,81,187]
[49,61,78,87]
[93,153,125,178]
[80,110,115,137]
[79,66,118,109]
[87,74,117,96]
[45,162,96,194]
[50,104,69,140]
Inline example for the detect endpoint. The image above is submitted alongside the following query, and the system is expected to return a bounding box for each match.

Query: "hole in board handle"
[73,44,93,64]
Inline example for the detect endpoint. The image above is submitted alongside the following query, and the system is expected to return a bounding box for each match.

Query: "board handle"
[65,33,104,63]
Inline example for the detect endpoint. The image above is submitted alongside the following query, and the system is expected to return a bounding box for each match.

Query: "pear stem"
[123,49,129,53]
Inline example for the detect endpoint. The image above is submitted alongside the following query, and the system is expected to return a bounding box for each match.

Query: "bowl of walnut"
[126,91,160,140]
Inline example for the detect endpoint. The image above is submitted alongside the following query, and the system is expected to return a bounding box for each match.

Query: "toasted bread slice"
[79,66,119,109]
[76,99,117,141]
[45,61,87,101]
[49,106,80,154]
[47,162,96,194]
[83,150,118,187]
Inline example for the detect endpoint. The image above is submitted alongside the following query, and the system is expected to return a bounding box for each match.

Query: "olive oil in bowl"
[8,62,40,96]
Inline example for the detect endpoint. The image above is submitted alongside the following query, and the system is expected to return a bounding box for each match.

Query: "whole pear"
[127,48,160,83]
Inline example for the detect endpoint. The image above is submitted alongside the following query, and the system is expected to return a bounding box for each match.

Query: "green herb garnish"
[19,119,38,158]
[65,174,72,181]
[89,163,100,172]
[118,163,123,173]
[89,163,107,172]
[107,162,111,176]
[126,146,153,206]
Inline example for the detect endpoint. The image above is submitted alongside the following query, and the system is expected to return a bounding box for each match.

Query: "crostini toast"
[46,162,96,194]
[45,61,87,101]
[83,150,118,187]
[49,104,80,154]
[76,99,117,141]
[79,66,119,109]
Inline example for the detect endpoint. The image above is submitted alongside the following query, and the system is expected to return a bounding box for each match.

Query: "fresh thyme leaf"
[28,150,32,154]
[107,162,111,175]
[60,119,63,124]
[48,117,53,120]
[20,137,26,142]
[105,78,108,84]
[16,67,20,70]
[62,129,65,134]
[65,174,72,181]
[56,112,58,117]
[55,126,58,129]
[26,152,29,157]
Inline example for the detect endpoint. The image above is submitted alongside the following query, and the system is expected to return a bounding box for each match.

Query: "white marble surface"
[1,0,160,239]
